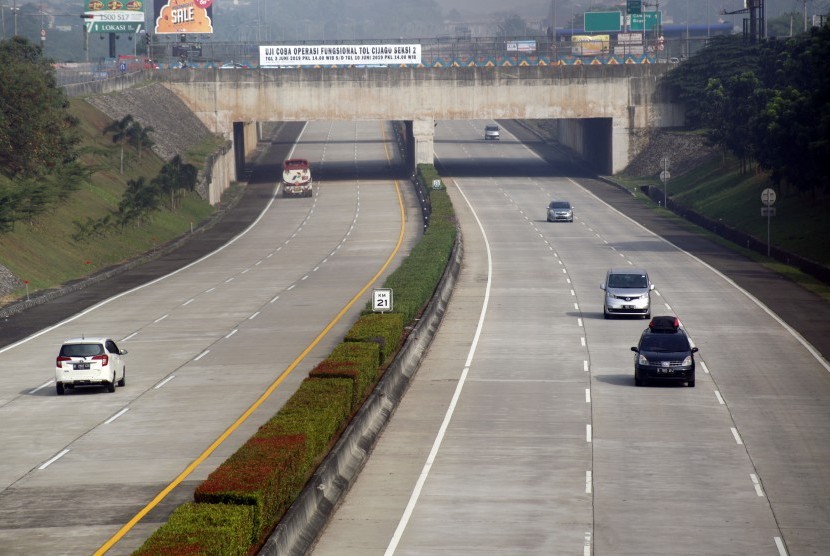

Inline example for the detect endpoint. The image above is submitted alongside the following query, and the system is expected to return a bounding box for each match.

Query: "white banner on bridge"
[259,44,421,66]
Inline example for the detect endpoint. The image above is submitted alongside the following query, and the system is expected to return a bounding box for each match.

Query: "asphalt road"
[0,120,422,555]
[310,120,830,555]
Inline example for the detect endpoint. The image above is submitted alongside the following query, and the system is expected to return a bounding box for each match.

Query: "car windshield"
[608,273,648,288]
[61,343,104,357]
[486,126,498,131]
[640,333,690,352]
[549,202,570,209]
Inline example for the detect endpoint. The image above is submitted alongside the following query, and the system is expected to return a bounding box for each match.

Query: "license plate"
[624,305,634,309]
[658,369,674,374]
[74,363,90,370]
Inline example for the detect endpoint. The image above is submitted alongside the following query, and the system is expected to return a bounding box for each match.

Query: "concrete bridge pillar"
[412,117,435,166]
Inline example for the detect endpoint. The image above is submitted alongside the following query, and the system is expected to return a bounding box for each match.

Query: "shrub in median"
[193,435,307,544]
[344,313,404,366]
[253,377,354,471]
[132,502,254,556]
[310,341,380,407]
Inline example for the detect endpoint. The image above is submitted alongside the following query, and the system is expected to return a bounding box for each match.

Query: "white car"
[55,337,127,395]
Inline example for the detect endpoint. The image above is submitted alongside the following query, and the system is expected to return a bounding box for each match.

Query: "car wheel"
[635,374,643,387]
[688,378,695,387]
[118,368,126,387]
[644,312,651,319]
[56,382,65,396]
[106,373,116,393]
[604,309,611,319]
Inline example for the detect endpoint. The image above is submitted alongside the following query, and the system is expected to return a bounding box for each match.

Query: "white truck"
[282,158,313,198]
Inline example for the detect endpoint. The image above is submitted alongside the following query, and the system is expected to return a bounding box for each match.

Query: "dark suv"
[630,316,698,387]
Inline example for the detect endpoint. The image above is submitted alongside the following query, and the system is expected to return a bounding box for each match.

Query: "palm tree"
[103,114,134,174]
[127,121,155,160]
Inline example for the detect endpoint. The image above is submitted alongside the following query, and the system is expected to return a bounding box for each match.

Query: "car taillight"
[92,354,109,366]
[56,356,71,367]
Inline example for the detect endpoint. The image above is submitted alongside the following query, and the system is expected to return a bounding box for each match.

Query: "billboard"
[260,45,422,67]
[153,0,214,35]
[571,35,610,56]
[84,0,145,34]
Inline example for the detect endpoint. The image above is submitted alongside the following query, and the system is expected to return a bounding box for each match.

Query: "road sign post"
[761,188,777,257]
[372,288,393,313]
[659,156,670,207]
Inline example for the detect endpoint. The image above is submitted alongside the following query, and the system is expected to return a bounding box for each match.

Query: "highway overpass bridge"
[65,64,684,184]
[156,64,682,175]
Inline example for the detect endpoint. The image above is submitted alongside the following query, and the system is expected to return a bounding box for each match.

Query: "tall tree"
[103,115,135,175]
[0,37,79,178]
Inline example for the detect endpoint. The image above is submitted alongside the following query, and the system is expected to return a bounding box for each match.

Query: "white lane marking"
[714,390,725,405]
[750,474,765,497]
[581,337,586,347]
[584,532,592,556]
[574,302,579,310]
[663,303,672,311]
[225,329,238,339]
[249,312,260,320]
[270,295,280,304]
[205,287,216,293]
[122,332,138,341]
[570,176,830,375]
[183,298,195,306]
[385,178,493,556]
[570,289,576,296]
[105,408,129,424]
[38,449,70,470]
[700,361,710,374]
[154,376,175,389]
[302,275,309,281]
[731,427,744,445]
[562,268,567,273]
[255,260,263,266]
[287,285,296,291]
[585,388,591,403]
[154,314,168,323]
[774,537,788,555]
[313,266,320,272]
[194,350,209,361]
[241,269,250,275]
[30,380,53,394]
[585,471,592,493]
[586,424,592,442]
[577,318,583,327]
[584,360,589,372]
[225,277,234,283]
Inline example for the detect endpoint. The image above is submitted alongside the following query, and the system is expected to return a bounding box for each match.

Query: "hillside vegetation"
[0,37,224,304]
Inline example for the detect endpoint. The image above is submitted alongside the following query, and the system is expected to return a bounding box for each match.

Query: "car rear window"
[641,333,690,352]
[486,126,499,131]
[60,343,104,357]
[608,273,648,288]
[549,202,571,209]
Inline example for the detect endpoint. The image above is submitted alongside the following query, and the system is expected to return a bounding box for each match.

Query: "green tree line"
[664,24,830,198]
[0,37,198,236]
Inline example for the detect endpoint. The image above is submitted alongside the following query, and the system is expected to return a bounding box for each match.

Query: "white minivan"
[601,268,654,319]
[55,337,127,395]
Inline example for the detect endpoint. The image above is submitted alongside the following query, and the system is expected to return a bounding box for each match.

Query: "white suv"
[55,337,127,395]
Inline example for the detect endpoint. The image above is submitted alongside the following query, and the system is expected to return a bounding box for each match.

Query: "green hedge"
[310,341,380,407]
[344,312,405,366]
[193,435,307,543]
[380,164,456,323]
[134,163,458,555]
[132,503,254,556]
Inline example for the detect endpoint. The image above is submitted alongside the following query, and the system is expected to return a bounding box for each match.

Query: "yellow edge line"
[95,123,406,555]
